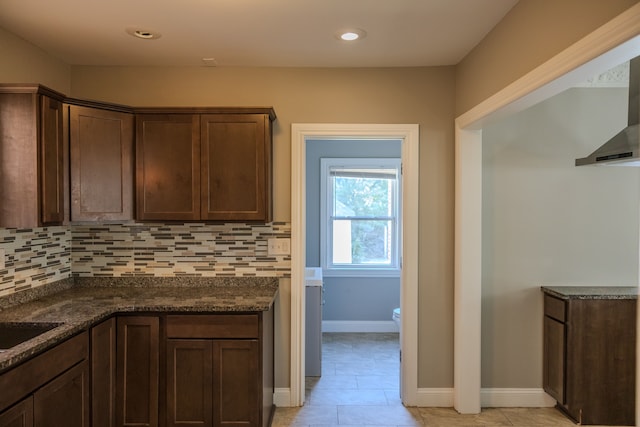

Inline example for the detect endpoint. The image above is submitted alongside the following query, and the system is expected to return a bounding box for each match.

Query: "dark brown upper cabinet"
[201,114,271,221]
[0,83,276,225]
[136,108,275,222]
[0,85,65,228]
[68,102,134,222]
[136,114,201,221]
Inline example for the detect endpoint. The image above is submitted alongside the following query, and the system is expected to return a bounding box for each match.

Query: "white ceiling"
[0,0,518,67]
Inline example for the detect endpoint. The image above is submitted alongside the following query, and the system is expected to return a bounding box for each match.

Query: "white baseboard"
[412,388,454,407]
[274,386,556,409]
[273,388,292,407]
[275,386,454,408]
[480,388,556,408]
[322,320,399,333]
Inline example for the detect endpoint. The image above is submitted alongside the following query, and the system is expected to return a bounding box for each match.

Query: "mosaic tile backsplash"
[71,222,291,277]
[0,222,291,297]
[0,227,72,297]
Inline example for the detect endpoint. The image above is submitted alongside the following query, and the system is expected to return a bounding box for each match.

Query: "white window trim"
[320,157,402,278]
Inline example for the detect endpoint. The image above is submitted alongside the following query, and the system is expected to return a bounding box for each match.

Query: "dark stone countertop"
[0,276,279,373]
[541,285,638,300]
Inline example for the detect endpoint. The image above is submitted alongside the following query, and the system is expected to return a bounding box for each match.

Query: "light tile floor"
[271,332,621,427]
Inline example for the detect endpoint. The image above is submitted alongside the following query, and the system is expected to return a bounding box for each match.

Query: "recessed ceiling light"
[126,27,162,40]
[202,58,218,67]
[337,29,366,41]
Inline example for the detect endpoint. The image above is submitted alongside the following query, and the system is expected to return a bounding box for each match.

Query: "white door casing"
[290,124,420,406]
[454,4,640,414]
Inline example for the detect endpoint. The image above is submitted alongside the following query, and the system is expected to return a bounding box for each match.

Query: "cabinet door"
[0,90,64,228]
[543,316,565,404]
[213,340,259,427]
[0,91,38,228]
[565,299,636,425]
[70,105,134,221]
[201,114,271,221]
[91,318,116,427]
[116,317,159,427]
[39,95,64,225]
[33,361,89,427]
[166,340,213,427]
[136,114,200,220]
[0,397,33,427]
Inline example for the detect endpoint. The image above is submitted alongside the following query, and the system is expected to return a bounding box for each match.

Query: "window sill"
[322,269,401,278]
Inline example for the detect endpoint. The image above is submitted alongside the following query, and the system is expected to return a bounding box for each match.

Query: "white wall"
[482,86,640,388]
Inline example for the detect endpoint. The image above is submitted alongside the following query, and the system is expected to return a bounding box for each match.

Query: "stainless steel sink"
[0,322,62,351]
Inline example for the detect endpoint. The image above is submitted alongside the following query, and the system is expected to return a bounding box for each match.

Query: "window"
[321,158,401,276]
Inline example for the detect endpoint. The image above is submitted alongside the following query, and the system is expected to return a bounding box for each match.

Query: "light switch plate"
[267,238,290,255]
[0,249,4,269]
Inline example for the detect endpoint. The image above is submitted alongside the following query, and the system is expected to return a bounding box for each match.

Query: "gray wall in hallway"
[306,139,401,321]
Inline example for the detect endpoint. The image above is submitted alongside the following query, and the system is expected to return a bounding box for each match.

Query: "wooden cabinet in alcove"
[542,290,636,425]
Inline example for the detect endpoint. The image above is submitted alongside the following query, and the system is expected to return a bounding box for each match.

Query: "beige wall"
[0,26,70,93]
[69,65,457,388]
[455,0,638,116]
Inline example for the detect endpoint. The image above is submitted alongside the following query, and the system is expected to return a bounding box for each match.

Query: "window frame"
[320,157,402,278]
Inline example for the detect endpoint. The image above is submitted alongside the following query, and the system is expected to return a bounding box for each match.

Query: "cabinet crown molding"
[0,84,277,120]
[134,106,276,121]
[0,83,66,100]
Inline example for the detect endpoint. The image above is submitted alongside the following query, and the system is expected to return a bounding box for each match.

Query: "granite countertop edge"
[541,285,638,300]
[0,276,280,373]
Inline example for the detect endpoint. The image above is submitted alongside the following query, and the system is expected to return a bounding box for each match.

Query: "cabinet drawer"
[166,315,259,339]
[544,295,566,322]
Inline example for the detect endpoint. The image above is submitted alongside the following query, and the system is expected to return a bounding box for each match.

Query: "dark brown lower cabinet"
[116,316,159,427]
[0,360,89,427]
[0,333,89,427]
[543,293,636,425]
[0,311,273,427]
[214,340,259,427]
[0,398,33,427]
[166,311,273,427]
[91,318,116,427]
[167,340,259,427]
[166,340,213,427]
[542,315,564,403]
[34,362,90,427]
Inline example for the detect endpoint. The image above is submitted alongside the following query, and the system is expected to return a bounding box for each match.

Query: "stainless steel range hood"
[575,56,640,166]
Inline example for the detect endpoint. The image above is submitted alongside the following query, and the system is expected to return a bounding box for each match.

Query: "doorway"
[304,139,402,393]
[290,123,420,406]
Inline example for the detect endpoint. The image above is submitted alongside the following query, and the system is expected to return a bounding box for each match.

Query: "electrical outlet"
[267,238,290,255]
[0,249,4,269]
